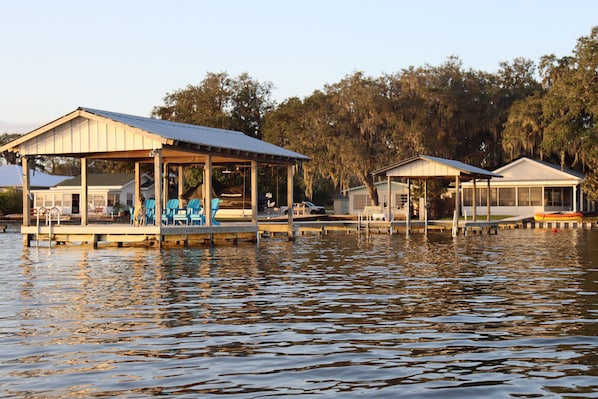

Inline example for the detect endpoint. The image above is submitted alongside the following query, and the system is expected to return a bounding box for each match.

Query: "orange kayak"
[534,212,583,222]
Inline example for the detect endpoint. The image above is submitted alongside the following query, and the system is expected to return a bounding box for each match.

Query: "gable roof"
[0,107,309,165]
[0,164,70,188]
[493,157,584,181]
[373,155,501,180]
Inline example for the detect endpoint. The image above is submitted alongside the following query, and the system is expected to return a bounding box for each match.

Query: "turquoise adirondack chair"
[161,199,179,225]
[210,198,221,226]
[172,198,203,225]
[144,199,156,225]
[188,199,205,225]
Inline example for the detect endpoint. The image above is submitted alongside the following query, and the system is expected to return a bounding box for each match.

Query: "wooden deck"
[22,223,260,248]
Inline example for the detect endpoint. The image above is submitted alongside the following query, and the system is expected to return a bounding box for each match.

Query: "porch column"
[573,185,578,212]
[406,178,411,236]
[580,185,584,212]
[162,163,169,207]
[134,162,141,204]
[153,150,162,226]
[81,157,88,226]
[251,161,258,225]
[424,179,428,236]
[287,164,294,240]
[472,179,477,222]
[178,165,184,203]
[387,175,392,222]
[452,175,460,236]
[204,155,212,227]
[487,179,491,222]
[21,156,31,226]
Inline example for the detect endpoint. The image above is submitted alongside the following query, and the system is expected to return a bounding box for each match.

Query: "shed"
[346,180,410,215]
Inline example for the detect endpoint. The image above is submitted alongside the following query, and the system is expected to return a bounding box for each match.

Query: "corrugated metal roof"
[0,165,70,188]
[80,107,310,162]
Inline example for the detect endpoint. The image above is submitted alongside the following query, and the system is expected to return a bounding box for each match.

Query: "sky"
[1,0,597,134]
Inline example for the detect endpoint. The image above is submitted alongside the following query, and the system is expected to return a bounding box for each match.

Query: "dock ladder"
[35,207,61,247]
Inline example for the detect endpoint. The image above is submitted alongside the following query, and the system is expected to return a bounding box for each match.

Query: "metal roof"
[81,107,309,162]
[56,173,137,188]
[0,107,310,165]
[373,155,502,180]
[0,165,70,188]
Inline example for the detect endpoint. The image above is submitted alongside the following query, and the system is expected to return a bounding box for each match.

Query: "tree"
[152,71,275,139]
[0,133,22,165]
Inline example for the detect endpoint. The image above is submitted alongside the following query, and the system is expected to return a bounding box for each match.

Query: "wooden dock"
[22,223,259,248]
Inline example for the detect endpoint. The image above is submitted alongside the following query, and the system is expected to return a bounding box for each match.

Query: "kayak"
[533,212,583,221]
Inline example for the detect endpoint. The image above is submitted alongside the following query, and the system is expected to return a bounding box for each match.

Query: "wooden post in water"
[154,150,163,247]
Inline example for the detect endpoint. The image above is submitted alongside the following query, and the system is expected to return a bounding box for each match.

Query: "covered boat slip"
[373,155,502,236]
[0,107,309,248]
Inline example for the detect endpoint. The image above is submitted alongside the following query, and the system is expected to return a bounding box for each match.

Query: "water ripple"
[1,230,598,398]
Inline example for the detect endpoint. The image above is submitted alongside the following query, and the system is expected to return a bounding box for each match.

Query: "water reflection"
[1,229,597,397]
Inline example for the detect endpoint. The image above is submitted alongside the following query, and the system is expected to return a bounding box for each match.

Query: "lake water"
[1,228,598,398]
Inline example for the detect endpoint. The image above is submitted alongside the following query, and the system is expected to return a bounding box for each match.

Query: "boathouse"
[374,155,501,235]
[0,107,309,247]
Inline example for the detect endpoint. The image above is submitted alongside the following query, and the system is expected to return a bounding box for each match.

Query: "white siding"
[19,116,161,156]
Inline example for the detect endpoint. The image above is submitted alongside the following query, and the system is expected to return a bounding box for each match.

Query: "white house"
[462,157,590,216]
[32,173,154,216]
[346,180,410,215]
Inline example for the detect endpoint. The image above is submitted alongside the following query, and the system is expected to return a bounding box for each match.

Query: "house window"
[498,188,515,206]
[530,187,542,206]
[90,194,105,207]
[35,194,44,208]
[462,188,472,206]
[126,193,133,207]
[518,187,530,206]
[544,187,572,208]
[107,193,119,207]
[518,187,542,206]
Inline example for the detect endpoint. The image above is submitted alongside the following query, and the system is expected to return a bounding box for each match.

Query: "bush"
[0,189,23,216]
